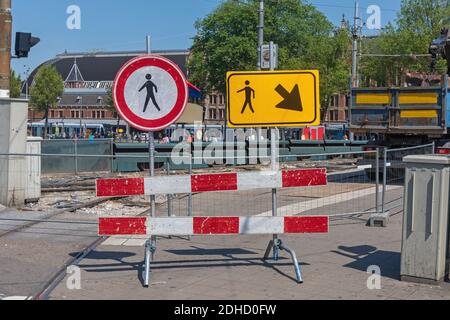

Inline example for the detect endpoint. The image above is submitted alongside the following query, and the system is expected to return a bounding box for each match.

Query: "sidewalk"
[49,201,450,300]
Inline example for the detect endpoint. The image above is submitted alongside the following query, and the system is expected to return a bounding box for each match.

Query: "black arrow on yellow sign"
[275,84,303,112]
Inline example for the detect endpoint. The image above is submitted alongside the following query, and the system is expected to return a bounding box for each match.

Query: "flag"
[187,81,202,99]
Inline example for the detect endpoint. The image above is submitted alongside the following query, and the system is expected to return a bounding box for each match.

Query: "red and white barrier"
[99,216,329,236]
[96,169,327,197]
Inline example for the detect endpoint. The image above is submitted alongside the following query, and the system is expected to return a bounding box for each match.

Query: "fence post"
[188,153,193,218]
[74,138,78,175]
[166,160,172,218]
[382,147,387,214]
[110,138,114,173]
[375,148,380,214]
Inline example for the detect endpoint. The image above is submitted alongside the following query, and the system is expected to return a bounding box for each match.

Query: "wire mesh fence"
[382,143,435,213]
[0,142,437,222]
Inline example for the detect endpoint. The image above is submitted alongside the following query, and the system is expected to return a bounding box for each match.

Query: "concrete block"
[368,211,390,227]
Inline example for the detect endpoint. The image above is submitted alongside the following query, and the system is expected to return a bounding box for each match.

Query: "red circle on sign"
[112,55,188,132]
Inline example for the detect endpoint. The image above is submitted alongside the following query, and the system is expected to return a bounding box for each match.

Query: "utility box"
[25,137,42,202]
[0,98,28,207]
[401,155,450,283]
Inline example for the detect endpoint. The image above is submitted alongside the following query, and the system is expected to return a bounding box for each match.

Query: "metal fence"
[0,143,436,224]
[381,143,435,214]
[41,139,113,174]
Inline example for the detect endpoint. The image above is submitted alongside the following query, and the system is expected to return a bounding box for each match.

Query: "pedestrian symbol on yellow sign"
[237,81,256,114]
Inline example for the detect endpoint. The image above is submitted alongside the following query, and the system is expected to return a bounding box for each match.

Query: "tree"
[105,88,121,135]
[360,0,450,86]
[30,65,64,138]
[188,0,351,114]
[10,70,22,98]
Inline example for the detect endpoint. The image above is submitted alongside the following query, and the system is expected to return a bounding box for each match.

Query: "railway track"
[0,197,116,238]
[0,196,122,300]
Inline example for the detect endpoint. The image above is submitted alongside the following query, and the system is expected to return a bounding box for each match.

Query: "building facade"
[323,93,349,123]
[203,92,226,125]
[26,50,226,133]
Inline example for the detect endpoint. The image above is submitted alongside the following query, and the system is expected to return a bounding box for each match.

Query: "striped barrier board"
[99,216,329,236]
[96,169,327,197]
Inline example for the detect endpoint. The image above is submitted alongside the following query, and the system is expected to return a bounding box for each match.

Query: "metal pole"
[382,148,387,214]
[166,161,172,217]
[146,36,156,220]
[256,0,264,141]
[257,0,264,71]
[146,36,151,56]
[144,36,156,287]
[0,0,12,98]
[375,148,380,213]
[188,153,193,218]
[74,138,78,175]
[278,240,303,283]
[271,128,279,261]
[351,0,360,88]
[110,138,114,173]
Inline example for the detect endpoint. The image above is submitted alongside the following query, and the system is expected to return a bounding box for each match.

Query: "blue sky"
[11,0,401,77]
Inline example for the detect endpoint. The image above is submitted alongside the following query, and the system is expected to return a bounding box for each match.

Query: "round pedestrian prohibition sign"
[113,55,188,131]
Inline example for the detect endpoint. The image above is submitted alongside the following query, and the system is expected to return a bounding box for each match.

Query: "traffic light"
[15,32,40,58]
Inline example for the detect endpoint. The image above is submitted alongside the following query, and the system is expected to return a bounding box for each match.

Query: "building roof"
[26,49,190,89]
[58,92,108,107]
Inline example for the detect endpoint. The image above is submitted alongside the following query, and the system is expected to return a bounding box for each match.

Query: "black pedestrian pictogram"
[139,74,160,112]
[275,84,303,112]
[237,80,256,114]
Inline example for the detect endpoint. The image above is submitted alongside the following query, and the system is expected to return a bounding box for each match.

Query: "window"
[209,109,214,119]
[219,95,223,105]
[219,109,225,120]
[71,110,81,118]
[101,111,105,118]
[213,95,217,105]
[59,111,64,118]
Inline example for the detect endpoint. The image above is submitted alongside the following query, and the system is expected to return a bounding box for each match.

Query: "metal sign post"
[269,44,279,260]
[111,35,188,287]
[145,35,156,287]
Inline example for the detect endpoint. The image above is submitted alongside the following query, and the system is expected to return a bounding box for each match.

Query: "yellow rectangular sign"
[356,93,391,105]
[226,70,320,128]
[399,93,438,105]
[400,110,438,118]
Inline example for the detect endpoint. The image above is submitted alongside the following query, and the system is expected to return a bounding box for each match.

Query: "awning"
[176,103,204,124]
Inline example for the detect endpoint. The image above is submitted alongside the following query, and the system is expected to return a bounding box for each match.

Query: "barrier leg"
[143,239,156,288]
[278,240,303,284]
[263,238,303,284]
[263,240,274,260]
